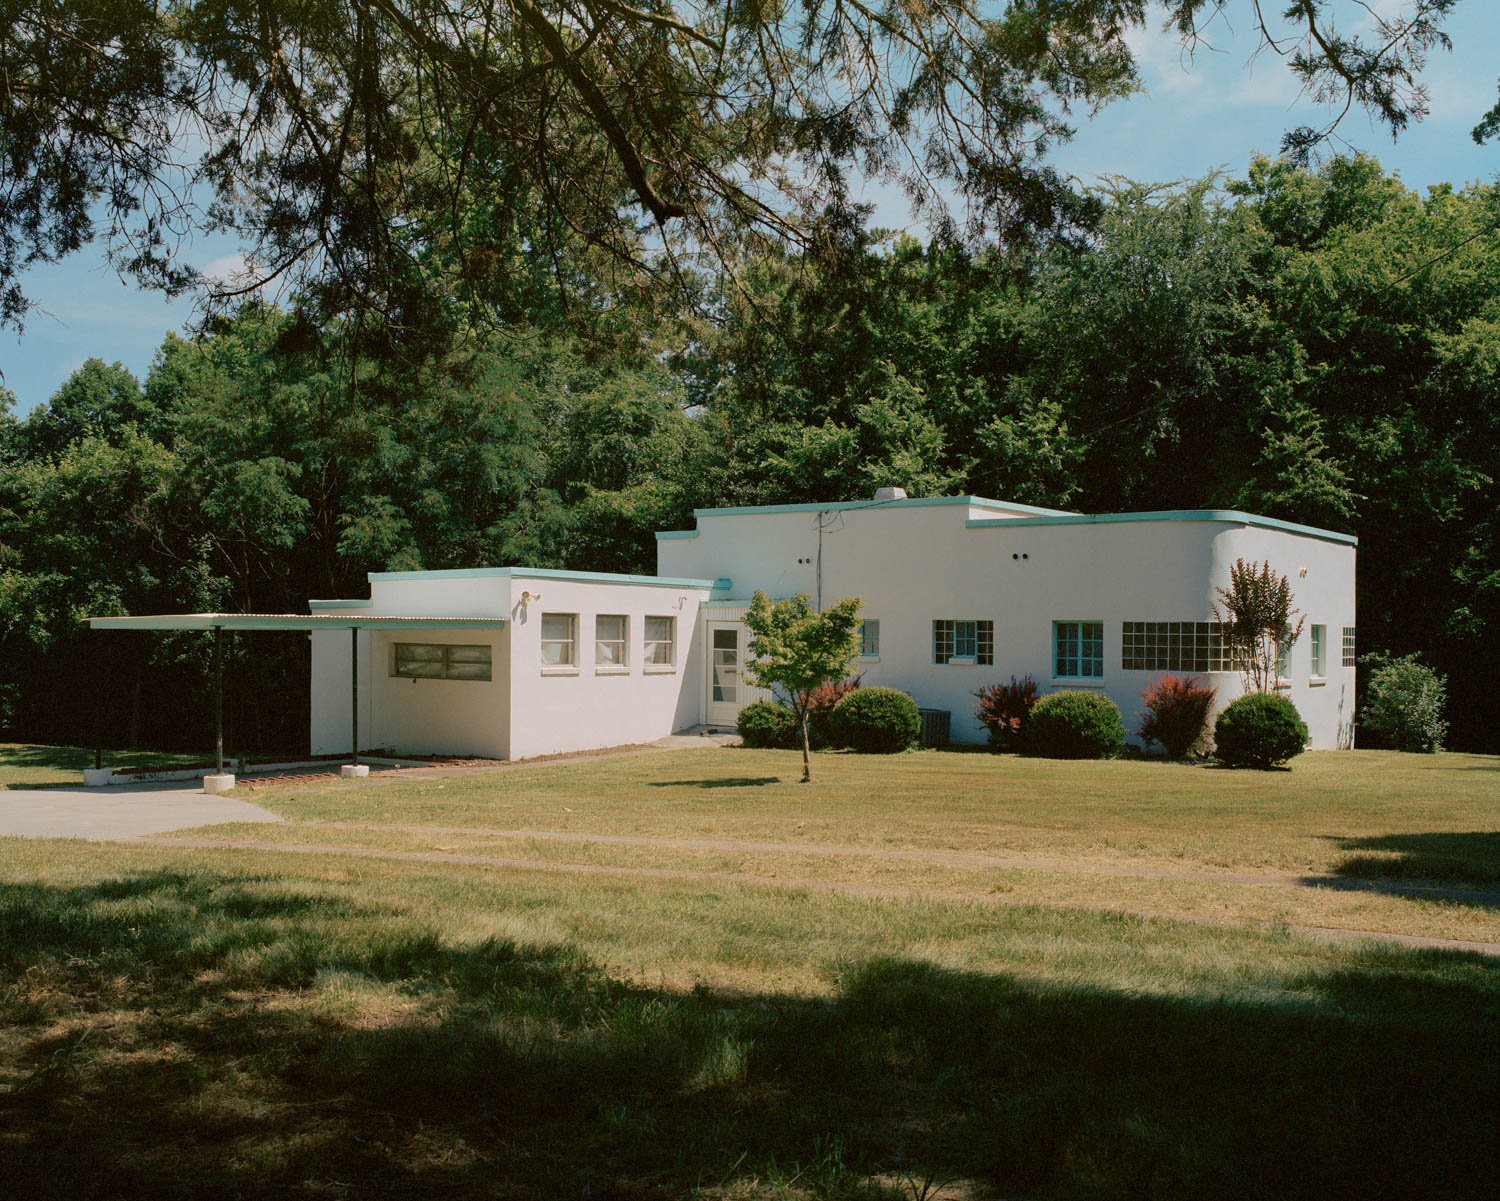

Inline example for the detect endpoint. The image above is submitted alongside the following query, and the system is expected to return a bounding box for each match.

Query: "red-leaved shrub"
[974,675,1040,751]
[805,675,862,747]
[1137,674,1216,758]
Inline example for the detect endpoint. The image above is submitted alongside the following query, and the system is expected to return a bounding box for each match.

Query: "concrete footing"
[82,768,116,788]
[202,774,236,794]
[340,764,370,779]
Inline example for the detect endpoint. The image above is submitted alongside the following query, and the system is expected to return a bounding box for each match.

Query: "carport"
[87,613,509,791]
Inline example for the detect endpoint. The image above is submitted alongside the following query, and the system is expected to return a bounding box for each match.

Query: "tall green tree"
[0,1,1467,347]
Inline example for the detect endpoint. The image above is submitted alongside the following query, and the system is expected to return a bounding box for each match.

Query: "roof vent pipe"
[872,486,908,502]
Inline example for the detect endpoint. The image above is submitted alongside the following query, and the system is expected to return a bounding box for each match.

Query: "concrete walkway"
[0,781,282,840]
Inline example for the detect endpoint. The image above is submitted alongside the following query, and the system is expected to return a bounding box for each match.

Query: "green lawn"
[1,746,1497,1199]
[0,742,208,789]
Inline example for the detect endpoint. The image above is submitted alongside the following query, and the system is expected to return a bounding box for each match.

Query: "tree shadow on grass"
[647,777,783,789]
[1322,832,1500,890]
[1,869,1497,1200]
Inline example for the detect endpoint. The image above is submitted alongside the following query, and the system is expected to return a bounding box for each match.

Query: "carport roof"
[87,613,508,631]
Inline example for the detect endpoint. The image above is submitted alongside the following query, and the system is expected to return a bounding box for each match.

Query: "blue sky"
[3,1,1497,415]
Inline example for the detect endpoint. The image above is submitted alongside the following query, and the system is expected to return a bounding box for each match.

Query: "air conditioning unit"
[916,708,951,748]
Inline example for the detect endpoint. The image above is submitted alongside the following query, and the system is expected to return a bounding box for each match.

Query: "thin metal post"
[350,626,359,766]
[214,625,224,774]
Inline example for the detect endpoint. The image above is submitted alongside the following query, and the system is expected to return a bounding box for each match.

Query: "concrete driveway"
[0,780,281,840]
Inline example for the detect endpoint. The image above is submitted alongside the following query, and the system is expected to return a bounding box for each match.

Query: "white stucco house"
[303,491,1358,759]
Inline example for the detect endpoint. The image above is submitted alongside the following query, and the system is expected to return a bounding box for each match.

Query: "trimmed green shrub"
[1024,691,1126,759]
[737,700,799,749]
[973,675,1040,751]
[1214,693,1308,768]
[828,686,921,754]
[1137,674,1216,758]
[1360,655,1447,752]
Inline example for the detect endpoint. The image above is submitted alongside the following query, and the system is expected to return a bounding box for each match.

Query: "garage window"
[393,643,492,681]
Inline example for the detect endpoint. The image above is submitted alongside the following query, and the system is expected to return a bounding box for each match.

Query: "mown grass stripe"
[128,834,1500,957]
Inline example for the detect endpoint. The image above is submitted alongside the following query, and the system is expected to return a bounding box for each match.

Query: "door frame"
[704,621,746,726]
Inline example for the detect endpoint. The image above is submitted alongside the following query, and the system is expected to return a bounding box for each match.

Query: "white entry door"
[706,623,744,726]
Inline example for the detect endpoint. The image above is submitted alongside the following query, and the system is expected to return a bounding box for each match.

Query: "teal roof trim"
[309,598,375,610]
[963,509,1357,546]
[654,529,698,541]
[88,614,508,631]
[367,566,719,589]
[691,495,1077,519]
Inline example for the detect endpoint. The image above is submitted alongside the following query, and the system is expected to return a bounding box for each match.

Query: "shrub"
[1360,654,1447,752]
[1214,693,1308,768]
[1023,691,1126,760]
[828,686,921,754]
[1137,674,1216,758]
[805,675,861,748]
[737,701,798,749]
[973,675,1039,751]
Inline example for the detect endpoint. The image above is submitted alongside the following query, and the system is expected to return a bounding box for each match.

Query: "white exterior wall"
[504,574,711,759]
[309,572,712,761]
[308,575,514,759]
[658,502,1356,749]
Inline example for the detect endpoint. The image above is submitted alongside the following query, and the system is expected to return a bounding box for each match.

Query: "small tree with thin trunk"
[1213,559,1306,694]
[742,590,863,783]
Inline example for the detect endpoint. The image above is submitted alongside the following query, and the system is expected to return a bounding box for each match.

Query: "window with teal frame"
[1054,621,1103,678]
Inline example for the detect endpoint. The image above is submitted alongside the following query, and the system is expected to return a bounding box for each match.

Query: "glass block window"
[933,620,993,665]
[644,615,676,666]
[1054,621,1104,678]
[1310,625,1326,677]
[1121,621,1239,673]
[860,619,880,657]
[540,613,577,666]
[1342,626,1356,668]
[595,615,628,666]
[393,643,492,681]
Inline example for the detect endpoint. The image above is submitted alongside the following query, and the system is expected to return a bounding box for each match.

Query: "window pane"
[955,621,976,658]
[933,620,954,664]
[861,620,880,656]
[596,615,626,641]
[446,645,491,663]
[541,613,573,641]
[644,616,674,665]
[977,621,994,666]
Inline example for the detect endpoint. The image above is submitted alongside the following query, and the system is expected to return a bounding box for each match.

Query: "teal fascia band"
[963,509,1357,546]
[654,529,698,540]
[367,566,720,589]
[88,614,508,631]
[309,598,375,610]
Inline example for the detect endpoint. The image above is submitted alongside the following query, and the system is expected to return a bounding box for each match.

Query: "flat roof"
[964,509,1358,546]
[88,614,509,631]
[690,495,1078,519]
[366,566,726,589]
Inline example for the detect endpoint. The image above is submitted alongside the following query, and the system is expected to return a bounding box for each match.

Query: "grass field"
[2,745,1497,1199]
[0,742,209,789]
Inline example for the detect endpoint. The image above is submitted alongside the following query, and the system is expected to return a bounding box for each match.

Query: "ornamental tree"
[742,590,863,783]
[1213,558,1306,694]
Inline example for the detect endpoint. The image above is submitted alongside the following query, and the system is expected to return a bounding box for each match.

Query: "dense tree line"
[2,155,1495,752]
